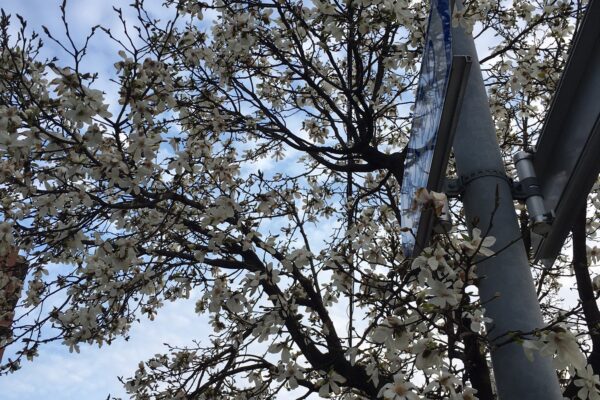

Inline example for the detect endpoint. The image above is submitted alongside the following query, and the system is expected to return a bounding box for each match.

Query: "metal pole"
[451,16,563,400]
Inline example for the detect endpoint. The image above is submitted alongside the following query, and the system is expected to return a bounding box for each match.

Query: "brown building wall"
[0,248,27,363]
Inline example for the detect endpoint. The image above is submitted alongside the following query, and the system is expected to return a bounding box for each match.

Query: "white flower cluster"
[522,326,600,399]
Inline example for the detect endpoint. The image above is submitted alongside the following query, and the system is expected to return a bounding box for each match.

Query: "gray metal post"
[451,19,563,400]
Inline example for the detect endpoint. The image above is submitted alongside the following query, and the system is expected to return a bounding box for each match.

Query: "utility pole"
[450,14,563,400]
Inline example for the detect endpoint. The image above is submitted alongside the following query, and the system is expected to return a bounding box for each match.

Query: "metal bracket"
[511,177,542,201]
[443,169,511,198]
[513,151,554,234]
[442,153,556,235]
[443,177,463,198]
[443,166,555,235]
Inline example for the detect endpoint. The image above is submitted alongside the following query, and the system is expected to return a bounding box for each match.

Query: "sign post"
[449,2,563,398]
[400,0,600,397]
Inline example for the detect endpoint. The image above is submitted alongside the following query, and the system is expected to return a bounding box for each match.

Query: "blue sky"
[0,1,562,399]
[0,3,326,398]
[0,1,210,398]
[2,295,204,399]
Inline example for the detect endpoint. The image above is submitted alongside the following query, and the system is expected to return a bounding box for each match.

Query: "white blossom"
[426,279,459,309]
[318,371,346,398]
[539,327,586,370]
[574,365,600,400]
[459,228,496,257]
[378,373,419,400]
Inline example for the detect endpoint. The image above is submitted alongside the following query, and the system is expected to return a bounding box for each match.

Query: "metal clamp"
[442,158,554,235]
[443,169,510,198]
[513,151,554,235]
[512,177,542,200]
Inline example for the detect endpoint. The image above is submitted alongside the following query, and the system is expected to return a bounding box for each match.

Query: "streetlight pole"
[451,16,563,400]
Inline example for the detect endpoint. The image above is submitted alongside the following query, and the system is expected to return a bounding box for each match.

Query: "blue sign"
[400,0,452,256]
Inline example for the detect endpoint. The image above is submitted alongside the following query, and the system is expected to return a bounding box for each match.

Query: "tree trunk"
[463,330,495,400]
[572,204,600,371]
[564,203,600,399]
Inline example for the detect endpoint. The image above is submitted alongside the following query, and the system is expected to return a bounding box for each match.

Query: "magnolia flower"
[593,275,600,292]
[318,370,346,398]
[411,256,433,286]
[412,338,442,371]
[425,368,460,395]
[0,222,15,257]
[460,228,496,257]
[463,309,492,332]
[426,279,459,309]
[451,6,474,33]
[450,387,478,400]
[588,246,600,265]
[267,341,291,363]
[378,373,419,400]
[274,361,304,390]
[574,365,600,400]
[539,327,586,370]
[371,316,412,352]
[0,106,22,132]
[365,356,380,386]
[521,338,541,362]
[412,246,449,272]
[436,369,460,393]
[412,188,448,217]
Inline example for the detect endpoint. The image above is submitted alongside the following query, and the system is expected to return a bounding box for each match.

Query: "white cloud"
[1,295,205,399]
